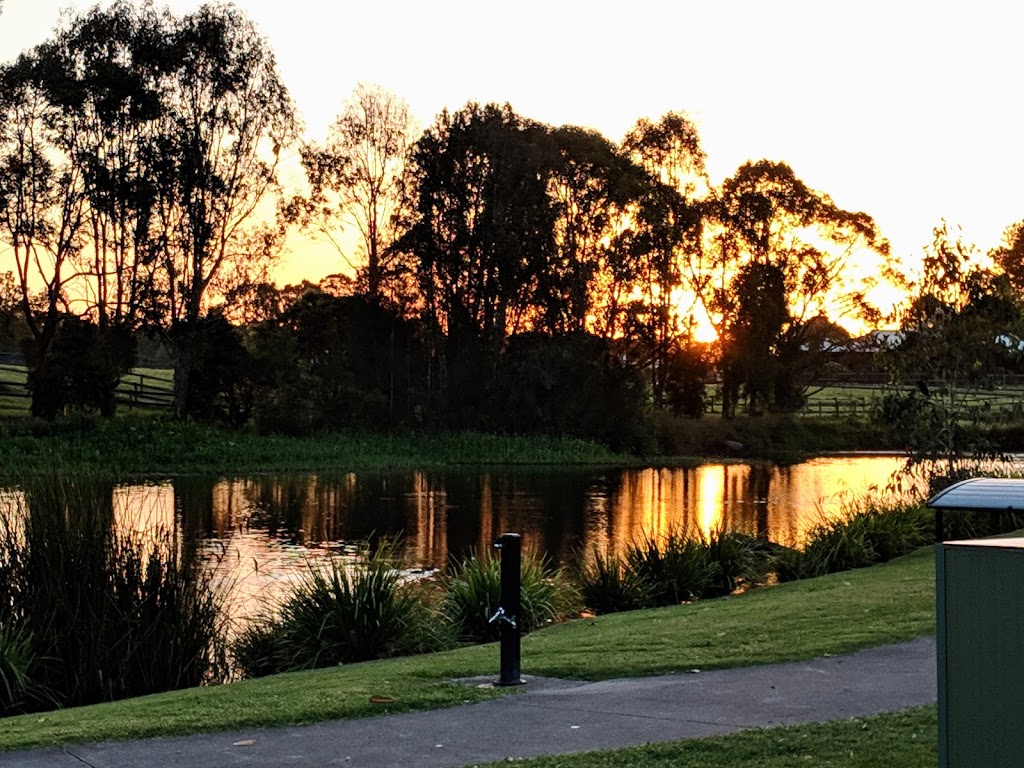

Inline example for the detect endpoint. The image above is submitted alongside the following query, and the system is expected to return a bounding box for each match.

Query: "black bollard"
[491,533,524,686]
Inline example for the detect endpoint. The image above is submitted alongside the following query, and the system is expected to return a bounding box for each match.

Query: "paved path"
[1,636,937,768]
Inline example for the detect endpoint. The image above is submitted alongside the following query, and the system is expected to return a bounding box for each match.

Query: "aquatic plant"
[232,540,449,678]
[0,469,228,712]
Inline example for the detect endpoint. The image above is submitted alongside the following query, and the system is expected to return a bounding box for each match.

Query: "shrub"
[705,530,772,597]
[232,541,449,678]
[442,549,578,643]
[577,547,653,614]
[775,500,931,582]
[624,530,716,606]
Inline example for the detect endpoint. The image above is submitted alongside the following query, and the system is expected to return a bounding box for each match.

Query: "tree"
[401,103,557,343]
[539,125,646,335]
[618,112,708,407]
[397,103,559,421]
[150,4,297,418]
[297,84,414,303]
[989,219,1024,295]
[250,292,425,433]
[31,1,166,335]
[880,224,1023,487]
[0,57,85,417]
[708,160,888,415]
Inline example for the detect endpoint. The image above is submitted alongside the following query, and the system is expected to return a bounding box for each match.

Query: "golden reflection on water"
[3,456,917,628]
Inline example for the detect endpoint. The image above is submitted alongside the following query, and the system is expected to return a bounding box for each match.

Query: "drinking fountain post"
[490,533,524,686]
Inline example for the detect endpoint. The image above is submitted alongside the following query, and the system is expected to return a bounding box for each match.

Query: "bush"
[775,501,931,582]
[577,547,653,614]
[232,541,449,678]
[442,549,578,643]
[705,530,772,597]
[0,469,228,712]
[624,531,717,606]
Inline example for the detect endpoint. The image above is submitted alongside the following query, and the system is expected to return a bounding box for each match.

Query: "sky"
[2,0,1024,288]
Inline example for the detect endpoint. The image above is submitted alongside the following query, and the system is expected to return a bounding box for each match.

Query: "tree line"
[2,1,1023,448]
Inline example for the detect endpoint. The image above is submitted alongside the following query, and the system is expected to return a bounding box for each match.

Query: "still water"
[8,455,916,627]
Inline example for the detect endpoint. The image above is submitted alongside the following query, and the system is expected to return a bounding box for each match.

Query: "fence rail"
[3,361,1024,420]
[0,364,174,413]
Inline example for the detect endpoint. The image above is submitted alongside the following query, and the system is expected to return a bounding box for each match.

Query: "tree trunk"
[173,345,192,420]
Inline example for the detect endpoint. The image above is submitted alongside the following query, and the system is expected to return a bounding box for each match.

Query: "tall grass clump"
[624,530,717,606]
[0,624,40,715]
[0,470,228,713]
[579,530,770,614]
[442,549,579,643]
[577,547,654,614]
[232,540,449,678]
[704,530,772,597]
[775,499,931,582]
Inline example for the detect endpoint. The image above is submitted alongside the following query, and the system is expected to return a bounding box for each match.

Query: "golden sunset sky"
[2,0,1023,288]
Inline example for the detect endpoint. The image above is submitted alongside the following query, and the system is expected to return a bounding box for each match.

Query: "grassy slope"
[0,545,936,753]
[474,707,938,768]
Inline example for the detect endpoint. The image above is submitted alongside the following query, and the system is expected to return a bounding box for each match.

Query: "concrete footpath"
[1,636,937,768]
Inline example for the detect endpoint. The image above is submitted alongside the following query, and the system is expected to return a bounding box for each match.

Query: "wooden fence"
[0,363,174,413]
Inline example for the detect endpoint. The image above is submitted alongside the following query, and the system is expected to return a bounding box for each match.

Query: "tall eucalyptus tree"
[298,84,414,303]
[151,4,298,417]
[620,112,707,405]
[0,58,85,416]
[710,160,889,415]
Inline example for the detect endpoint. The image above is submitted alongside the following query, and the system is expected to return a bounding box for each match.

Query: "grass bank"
[653,411,898,460]
[0,545,935,753]
[0,416,631,478]
[0,410,903,480]
[475,706,937,768]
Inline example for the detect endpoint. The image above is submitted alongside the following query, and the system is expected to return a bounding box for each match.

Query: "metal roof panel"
[926,478,1024,510]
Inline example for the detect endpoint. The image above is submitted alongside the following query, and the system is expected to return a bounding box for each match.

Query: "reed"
[775,499,932,581]
[0,469,228,712]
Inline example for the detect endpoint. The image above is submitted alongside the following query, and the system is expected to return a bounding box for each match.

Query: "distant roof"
[851,329,904,351]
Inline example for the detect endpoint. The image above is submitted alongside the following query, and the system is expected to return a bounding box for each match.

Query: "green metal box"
[937,538,1024,767]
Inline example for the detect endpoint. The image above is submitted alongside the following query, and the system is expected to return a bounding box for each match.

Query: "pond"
[4,454,917,628]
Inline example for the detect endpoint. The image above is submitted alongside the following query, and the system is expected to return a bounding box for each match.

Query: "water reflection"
[3,456,913,628]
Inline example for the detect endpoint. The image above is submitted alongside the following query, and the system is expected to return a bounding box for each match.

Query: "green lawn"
[0,545,936,753]
[474,706,937,768]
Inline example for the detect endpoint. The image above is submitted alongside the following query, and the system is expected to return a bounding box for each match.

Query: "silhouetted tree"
[487,332,653,451]
[543,126,646,335]
[620,112,707,406]
[296,84,415,303]
[30,2,166,335]
[150,4,297,418]
[33,318,135,418]
[881,224,1024,483]
[709,160,888,415]
[989,219,1024,296]
[251,292,425,433]
[399,103,558,420]
[0,57,85,417]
